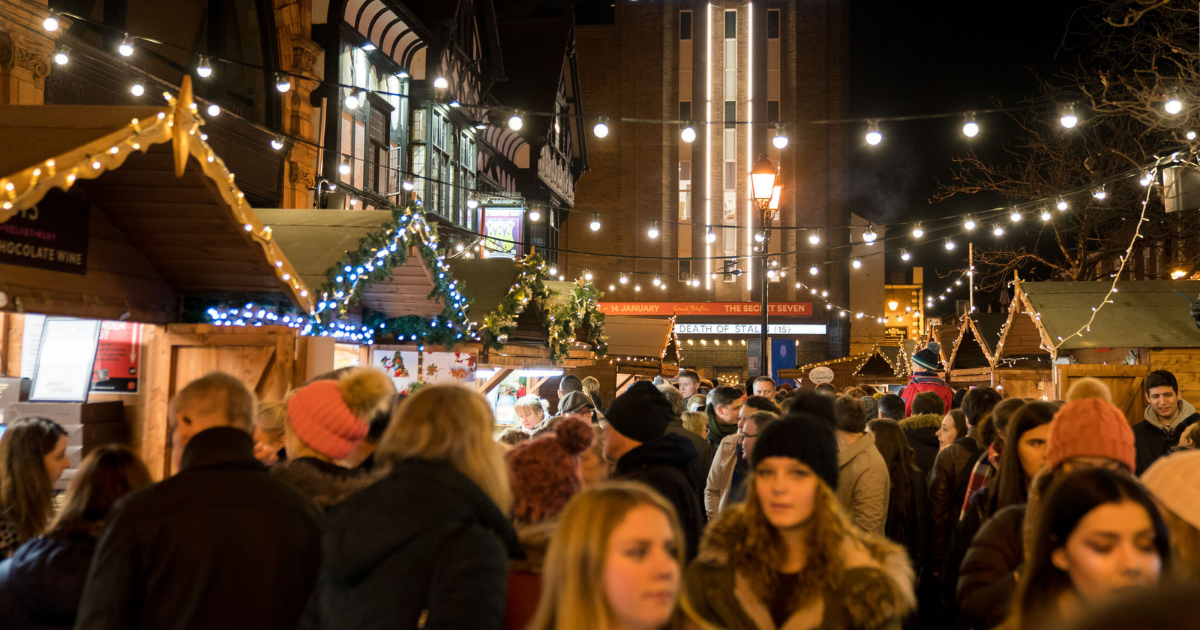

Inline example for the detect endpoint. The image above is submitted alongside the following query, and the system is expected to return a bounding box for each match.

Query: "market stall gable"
[943,313,1007,388]
[931,323,962,368]
[852,345,908,387]
[248,206,470,345]
[0,89,312,323]
[596,315,681,378]
[780,353,872,392]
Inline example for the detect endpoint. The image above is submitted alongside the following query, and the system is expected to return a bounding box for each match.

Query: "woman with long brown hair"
[868,419,931,581]
[686,413,915,630]
[0,444,151,628]
[302,384,522,629]
[0,417,69,558]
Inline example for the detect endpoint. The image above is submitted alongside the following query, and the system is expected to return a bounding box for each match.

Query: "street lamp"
[749,154,779,373]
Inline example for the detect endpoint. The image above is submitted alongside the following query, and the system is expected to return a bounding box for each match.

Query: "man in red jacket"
[901,341,954,416]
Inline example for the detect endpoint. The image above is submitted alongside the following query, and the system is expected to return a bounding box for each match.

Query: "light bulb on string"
[944,239,956,251]
[653,275,661,286]
[593,119,610,138]
[1059,104,1078,129]
[402,179,415,191]
[508,113,524,131]
[1092,186,1107,201]
[964,216,976,231]
[912,223,924,238]
[648,221,659,239]
[1009,209,1022,223]
[130,83,145,97]
[197,56,213,78]
[529,207,541,221]
[270,136,285,150]
[53,48,69,66]
[448,100,461,108]
[1140,171,1155,187]
[118,38,135,57]
[852,258,863,269]
[42,12,59,31]
[1188,131,1198,141]
[809,265,819,275]
[584,270,594,281]
[1040,208,1052,222]
[865,121,882,146]
[549,266,558,276]
[754,230,765,243]
[345,91,360,109]
[680,124,697,143]
[1057,198,1069,211]
[993,224,1005,237]
[962,114,980,138]
[433,77,449,89]
[900,250,911,262]
[706,226,717,244]
[808,230,821,245]
[619,274,628,284]
[206,103,221,117]
[862,224,877,244]
[275,73,292,93]
[589,214,601,231]
[338,158,351,175]
[1165,90,1184,115]
[772,126,789,149]
[466,196,479,209]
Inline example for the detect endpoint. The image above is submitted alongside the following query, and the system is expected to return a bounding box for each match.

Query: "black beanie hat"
[605,381,673,444]
[751,412,839,491]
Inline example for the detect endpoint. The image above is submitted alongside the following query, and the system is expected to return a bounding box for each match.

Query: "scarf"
[706,404,738,448]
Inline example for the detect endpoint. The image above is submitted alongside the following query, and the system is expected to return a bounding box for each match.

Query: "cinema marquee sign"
[597,302,813,316]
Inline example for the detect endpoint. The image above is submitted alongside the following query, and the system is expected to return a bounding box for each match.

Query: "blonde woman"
[582,376,604,411]
[686,413,915,630]
[515,395,550,434]
[681,411,708,440]
[253,400,288,464]
[303,385,522,629]
[526,481,704,630]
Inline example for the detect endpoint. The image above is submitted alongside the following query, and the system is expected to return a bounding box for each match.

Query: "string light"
[42,12,59,31]
[619,274,628,284]
[865,121,882,146]
[449,100,461,108]
[130,83,145,96]
[964,216,976,231]
[584,270,594,281]
[467,195,479,209]
[912,223,924,238]
[53,48,69,65]
[962,114,980,138]
[118,38,135,57]
[589,214,601,231]
[653,275,662,286]
[338,158,351,175]
[993,224,1005,236]
[808,229,821,245]
[852,258,863,269]
[206,103,220,117]
[1057,198,1069,211]
[1009,209,1022,223]
[862,224,877,244]
[549,266,558,276]
[1040,208,1052,222]
[1092,186,1107,201]
[529,207,541,221]
[706,226,717,244]
[944,239,956,251]
[270,136,285,150]
[433,77,449,89]
[345,91,360,109]
[1059,104,1078,129]
[1139,171,1155,187]
[900,250,911,261]
[275,73,292,93]
[508,113,524,131]
[681,124,697,143]
[593,119,610,138]
[197,56,213,78]
[1165,89,1184,115]
[772,127,789,149]
[648,221,659,239]
[402,179,415,191]
[754,230,765,243]
[809,265,819,275]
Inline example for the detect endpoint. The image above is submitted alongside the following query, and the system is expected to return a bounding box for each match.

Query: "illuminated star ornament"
[172,76,196,177]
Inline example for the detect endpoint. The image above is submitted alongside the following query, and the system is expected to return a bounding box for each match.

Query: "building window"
[767,100,780,124]
[679,161,692,221]
[767,10,780,39]
[724,101,736,128]
[724,10,737,39]
[679,259,692,282]
[459,130,477,228]
[680,11,692,40]
[722,259,737,282]
[724,161,736,189]
[679,101,692,120]
[366,96,392,195]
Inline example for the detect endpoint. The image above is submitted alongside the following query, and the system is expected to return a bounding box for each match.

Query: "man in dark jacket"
[928,387,1000,568]
[76,373,322,630]
[605,382,703,559]
[658,383,714,496]
[1135,369,1200,473]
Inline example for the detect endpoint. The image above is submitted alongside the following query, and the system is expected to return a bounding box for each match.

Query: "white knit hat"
[1142,450,1200,529]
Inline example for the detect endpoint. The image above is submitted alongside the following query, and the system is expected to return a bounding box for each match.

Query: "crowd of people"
[1,351,1199,630]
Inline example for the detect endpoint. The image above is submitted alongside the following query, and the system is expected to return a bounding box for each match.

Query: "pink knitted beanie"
[286,368,393,460]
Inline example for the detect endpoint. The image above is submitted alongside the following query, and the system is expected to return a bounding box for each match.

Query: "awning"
[603,315,680,376]
[0,82,311,323]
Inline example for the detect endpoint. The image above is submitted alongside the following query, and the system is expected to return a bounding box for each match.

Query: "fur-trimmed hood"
[691,507,916,630]
[511,518,557,574]
[898,413,942,432]
[270,457,380,509]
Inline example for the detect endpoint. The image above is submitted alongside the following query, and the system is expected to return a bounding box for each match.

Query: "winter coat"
[0,532,96,629]
[900,374,954,418]
[614,433,703,560]
[75,426,323,630]
[1134,399,1200,474]
[897,414,942,478]
[301,458,523,630]
[684,505,916,630]
[885,467,931,582]
[668,417,715,498]
[270,456,380,510]
[836,433,891,536]
[928,436,981,567]
[705,433,739,520]
[0,513,21,559]
[956,504,1025,630]
[707,407,739,452]
[503,519,556,630]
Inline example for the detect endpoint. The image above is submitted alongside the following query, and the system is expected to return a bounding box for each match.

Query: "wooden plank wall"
[1055,364,1149,427]
[994,369,1053,400]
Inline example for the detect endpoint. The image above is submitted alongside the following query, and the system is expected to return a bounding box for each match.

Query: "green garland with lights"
[480,252,608,364]
[309,203,473,345]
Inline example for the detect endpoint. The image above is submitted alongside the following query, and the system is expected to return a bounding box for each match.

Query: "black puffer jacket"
[613,433,702,560]
[956,504,1025,630]
[929,435,981,566]
[0,533,96,629]
[898,414,941,478]
[301,458,523,630]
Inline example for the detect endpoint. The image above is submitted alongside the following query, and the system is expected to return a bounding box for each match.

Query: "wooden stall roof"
[973,313,1008,360]
[448,258,523,323]
[781,353,870,390]
[854,345,906,381]
[947,313,1007,371]
[1019,280,1200,352]
[932,323,961,366]
[0,96,311,323]
[255,209,441,318]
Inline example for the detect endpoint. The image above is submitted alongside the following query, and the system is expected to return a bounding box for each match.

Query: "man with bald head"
[77,372,322,630]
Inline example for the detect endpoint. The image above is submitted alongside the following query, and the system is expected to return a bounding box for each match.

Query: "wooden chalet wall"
[994,368,1052,400]
[1055,364,1148,427]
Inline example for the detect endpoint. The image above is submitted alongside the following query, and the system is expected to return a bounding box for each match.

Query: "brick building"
[570,0,851,375]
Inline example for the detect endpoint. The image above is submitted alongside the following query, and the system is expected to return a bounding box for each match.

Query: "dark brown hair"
[833,395,868,433]
[984,402,1055,518]
[868,418,917,528]
[49,445,151,537]
[0,417,68,542]
[912,391,946,416]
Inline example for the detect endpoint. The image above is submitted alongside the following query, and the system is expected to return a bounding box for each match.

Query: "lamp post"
[750,154,780,376]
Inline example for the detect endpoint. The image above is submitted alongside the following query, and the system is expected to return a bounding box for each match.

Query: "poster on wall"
[0,189,90,274]
[30,318,102,402]
[373,350,476,395]
[481,207,524,259]
[91,321,143,394]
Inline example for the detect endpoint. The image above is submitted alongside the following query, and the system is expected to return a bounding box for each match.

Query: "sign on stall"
[600,302,813,316]
[373,350,476,395]
[91,322,143,394]
[481,207,523,259]
[0,189,89,274]
[675,323,827,335]
[30,318,102,402]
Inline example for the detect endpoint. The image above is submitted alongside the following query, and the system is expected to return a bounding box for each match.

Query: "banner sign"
[481,207,523,259]
[374,350,476,396]
[91,321,143,394]
[0,189,89,275]
[676,323,827,335]
[599,302,813,316]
